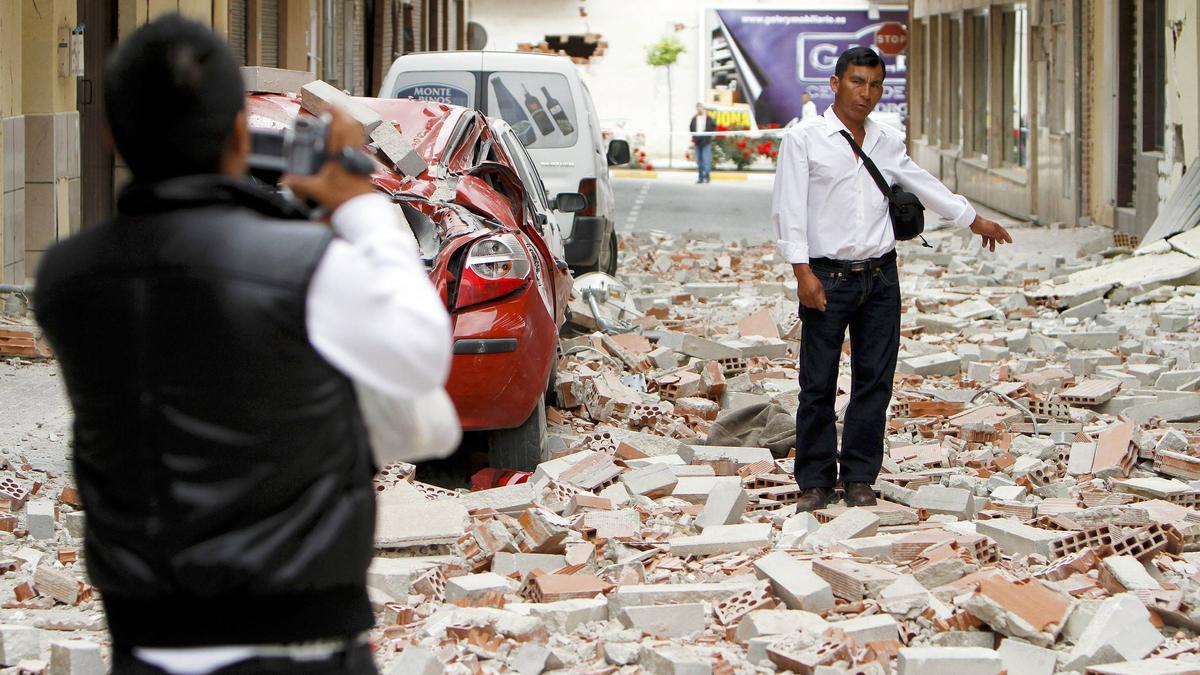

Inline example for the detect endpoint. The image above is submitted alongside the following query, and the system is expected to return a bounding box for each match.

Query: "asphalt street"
[613,172,775,243]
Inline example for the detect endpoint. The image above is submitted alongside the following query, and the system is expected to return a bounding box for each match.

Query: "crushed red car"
[246,93,574,471]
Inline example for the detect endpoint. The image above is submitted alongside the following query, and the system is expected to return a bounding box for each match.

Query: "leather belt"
[809,249,896,274]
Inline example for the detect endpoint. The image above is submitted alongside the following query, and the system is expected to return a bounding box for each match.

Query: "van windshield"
[391,71,477,108]
[486,72,578,150]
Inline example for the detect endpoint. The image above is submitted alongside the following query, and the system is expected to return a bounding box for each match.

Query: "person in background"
[801,92,819,121]
[690,103,717,183]
[34,14,452,674]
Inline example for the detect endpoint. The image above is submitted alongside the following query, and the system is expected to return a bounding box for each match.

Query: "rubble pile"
[3,223,1200,673]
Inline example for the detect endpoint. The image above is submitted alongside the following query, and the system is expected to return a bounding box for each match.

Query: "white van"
[378,51,629,275]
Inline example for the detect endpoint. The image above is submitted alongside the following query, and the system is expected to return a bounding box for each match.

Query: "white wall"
[469,0,880,162]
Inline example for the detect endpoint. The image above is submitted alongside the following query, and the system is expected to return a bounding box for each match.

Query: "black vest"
[34,176,375,648]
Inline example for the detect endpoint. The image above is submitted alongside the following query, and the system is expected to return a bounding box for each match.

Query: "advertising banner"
[712,8,909,128]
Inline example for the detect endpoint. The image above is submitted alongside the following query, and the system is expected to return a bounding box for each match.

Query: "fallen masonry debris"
[5,224,1200,671]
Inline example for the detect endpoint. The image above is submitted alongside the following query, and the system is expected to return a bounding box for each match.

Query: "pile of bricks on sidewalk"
[3,225,1200,674]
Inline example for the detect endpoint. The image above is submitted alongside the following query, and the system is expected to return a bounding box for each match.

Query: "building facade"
[468,0,902,163]
[907,0,1198,240]
[0,0,467,284]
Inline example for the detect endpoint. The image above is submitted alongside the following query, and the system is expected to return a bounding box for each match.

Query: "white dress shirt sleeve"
[771,131,812,264]
[893,148,977,228]
[306,192,453,400]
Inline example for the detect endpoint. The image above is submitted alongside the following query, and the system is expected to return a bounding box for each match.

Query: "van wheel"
[487,397,546,472]
[599,229,618,276]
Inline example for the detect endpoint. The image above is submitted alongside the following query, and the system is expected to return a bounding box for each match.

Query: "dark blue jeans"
[696,142,712,181]
[794,256,900,489]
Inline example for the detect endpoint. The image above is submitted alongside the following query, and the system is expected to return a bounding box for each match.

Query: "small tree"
[646,36,686,169]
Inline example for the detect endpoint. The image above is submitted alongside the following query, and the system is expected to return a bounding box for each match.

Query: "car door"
[492,122,565,261]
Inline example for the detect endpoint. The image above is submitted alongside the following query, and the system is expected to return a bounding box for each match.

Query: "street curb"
[612,170,751,181]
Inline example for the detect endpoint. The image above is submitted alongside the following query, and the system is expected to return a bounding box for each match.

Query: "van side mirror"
[606,139,631,166]
[552,192,588,213]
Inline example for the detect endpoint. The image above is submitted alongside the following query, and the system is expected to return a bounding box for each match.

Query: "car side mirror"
[606,139,631,166]
[552,192,588,213]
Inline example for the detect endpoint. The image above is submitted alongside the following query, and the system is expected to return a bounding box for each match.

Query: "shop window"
[1001,4,1028,167]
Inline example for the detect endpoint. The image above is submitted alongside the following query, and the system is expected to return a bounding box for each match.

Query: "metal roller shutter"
[229,0,248,66]
[261,0,280,68]
[352,0,366,95]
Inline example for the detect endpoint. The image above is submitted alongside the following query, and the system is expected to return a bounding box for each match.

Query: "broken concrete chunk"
[387,646,444,675]
[1065,593,1164,670]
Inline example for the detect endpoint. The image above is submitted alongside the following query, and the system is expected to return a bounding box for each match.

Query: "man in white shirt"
[771,47,1011,512]
[801,92,819,122]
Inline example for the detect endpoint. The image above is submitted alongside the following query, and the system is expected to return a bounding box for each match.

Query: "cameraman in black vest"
[34,15,451,674]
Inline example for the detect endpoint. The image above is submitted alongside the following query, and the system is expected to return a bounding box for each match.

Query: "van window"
[486,72,578,150]
[391,71,476,107]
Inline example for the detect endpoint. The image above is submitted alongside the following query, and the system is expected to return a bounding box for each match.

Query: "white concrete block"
[807,508,880,547]
[26,500,56,540]
[897,647,1003,675]
[444,572,515,602]
[733,609,829,643]
[997,638,1057,675]
[976,518,1067,558]
[668,523,772,557]
[0,625,39,666]
[620,603,705,638]
[48,640,104,675]
[694,481,749,529]
[828,613,899,645]
[753,551,834,612]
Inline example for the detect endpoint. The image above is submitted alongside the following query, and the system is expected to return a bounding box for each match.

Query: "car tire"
[487,396,547,472]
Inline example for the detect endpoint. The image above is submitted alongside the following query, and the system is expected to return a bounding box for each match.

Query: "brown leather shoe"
[794,487,836,513]
[843,482,878,507]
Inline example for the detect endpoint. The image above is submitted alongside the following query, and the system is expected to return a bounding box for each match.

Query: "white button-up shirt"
[771,106,977,264]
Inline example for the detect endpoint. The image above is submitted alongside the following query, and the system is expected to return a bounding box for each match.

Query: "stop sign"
[875,22,908,56]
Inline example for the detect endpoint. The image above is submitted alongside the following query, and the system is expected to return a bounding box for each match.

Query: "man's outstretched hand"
[969,216,1013,252]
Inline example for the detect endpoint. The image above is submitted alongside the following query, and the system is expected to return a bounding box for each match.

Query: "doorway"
[77,1,119,228]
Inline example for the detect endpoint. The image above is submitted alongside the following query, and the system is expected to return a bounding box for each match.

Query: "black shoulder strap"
[838,129,892,203]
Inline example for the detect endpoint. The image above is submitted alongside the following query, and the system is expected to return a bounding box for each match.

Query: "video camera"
[248,114,373,184]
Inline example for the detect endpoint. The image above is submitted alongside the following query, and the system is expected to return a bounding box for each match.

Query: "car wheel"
[487,396,547,472]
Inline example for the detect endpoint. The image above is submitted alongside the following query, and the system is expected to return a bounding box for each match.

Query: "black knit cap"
[104,14,245,181]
